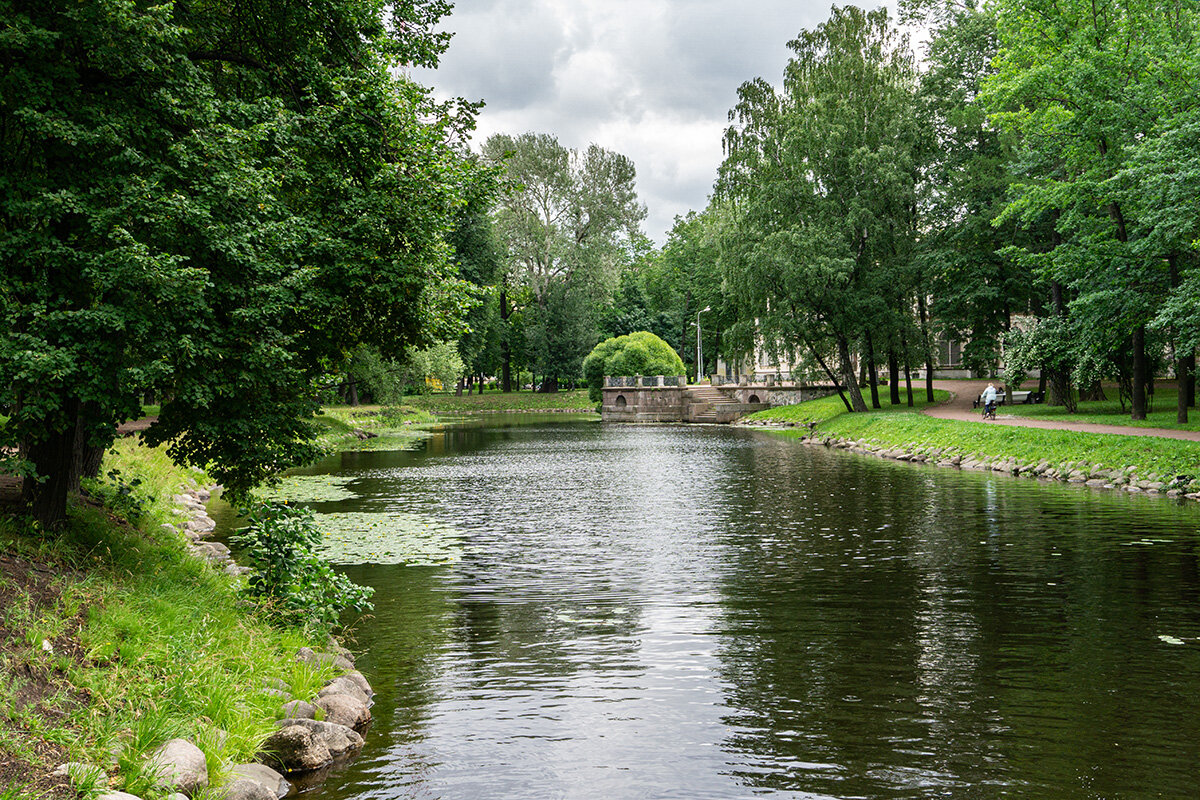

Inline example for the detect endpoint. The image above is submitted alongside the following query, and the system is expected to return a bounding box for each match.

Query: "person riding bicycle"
[982,383,998,419]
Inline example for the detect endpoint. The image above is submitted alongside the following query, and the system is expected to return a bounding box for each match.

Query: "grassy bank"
[0,439,340,799]
[400,388,596,414]
[747,394,1200,493]
[313,404,436,449]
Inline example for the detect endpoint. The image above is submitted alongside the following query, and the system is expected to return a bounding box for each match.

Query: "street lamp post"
[696,306,711,384]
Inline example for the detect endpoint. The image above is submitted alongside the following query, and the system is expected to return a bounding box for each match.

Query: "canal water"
[270,416,1200,799]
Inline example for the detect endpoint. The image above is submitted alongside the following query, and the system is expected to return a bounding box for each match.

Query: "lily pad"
[254,475,359,503]
[313,510,460,565]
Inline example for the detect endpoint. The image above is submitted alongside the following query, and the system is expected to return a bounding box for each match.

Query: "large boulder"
[317,677,370,705]
[229,763,289,799]
[276,718,363,758]
[148,738,208,796]
[313,693,371,731]
[260,725,332,774]
[98,793,145,800]
[214,779,274,800]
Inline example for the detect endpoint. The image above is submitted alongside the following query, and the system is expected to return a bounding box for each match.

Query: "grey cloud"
[414,0,563,110]
[417,1,898,243]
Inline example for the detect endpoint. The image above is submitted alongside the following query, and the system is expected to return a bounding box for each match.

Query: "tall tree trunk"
[1131,325,1147,420]
[837,336,868,412]
[539,376,558,394]
[900,329,913,406]
[1177,353,1189,424]
[1187,351,1196,408]
[455,377,465,397]
[1046,279,1071,408]
[67,403,105,495]
[1168,255,1188,424]
[345,374,359,407]
[864,331,881,409]
[904,358,913,407]
[22,399,80,530]
[917,294,934,402]
[500,288,513,392]
[887,348,901,406]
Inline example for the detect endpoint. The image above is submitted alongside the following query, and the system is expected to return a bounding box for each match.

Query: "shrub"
[231,502,373,633]
[582,331,686,402]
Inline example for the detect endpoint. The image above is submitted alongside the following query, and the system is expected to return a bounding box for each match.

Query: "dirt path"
[924,380,1200,442]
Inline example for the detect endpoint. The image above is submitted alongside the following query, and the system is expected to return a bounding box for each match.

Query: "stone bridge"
[600,376,838,423]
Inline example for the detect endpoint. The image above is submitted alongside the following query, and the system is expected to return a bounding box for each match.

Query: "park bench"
[973,389,1044,408]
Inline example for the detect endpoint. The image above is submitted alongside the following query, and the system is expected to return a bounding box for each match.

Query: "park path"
[924,379,1200,443]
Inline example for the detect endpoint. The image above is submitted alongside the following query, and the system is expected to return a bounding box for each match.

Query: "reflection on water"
[268,417,1200,799]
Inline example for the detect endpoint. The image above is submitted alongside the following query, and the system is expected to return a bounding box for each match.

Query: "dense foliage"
[707,0,1200,420]
[582,332,686,403]
[232,502,375,633]
[0,0,486,526]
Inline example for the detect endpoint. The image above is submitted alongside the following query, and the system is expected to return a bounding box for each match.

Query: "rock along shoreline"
[743,423,1200,503]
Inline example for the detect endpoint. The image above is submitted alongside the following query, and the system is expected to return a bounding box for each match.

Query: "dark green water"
[282,416,1200,799]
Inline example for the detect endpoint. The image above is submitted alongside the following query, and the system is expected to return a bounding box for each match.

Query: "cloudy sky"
[412,1,908,245]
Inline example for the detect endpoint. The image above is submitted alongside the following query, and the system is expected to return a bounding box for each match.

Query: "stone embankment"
[789,431,1200,501]
[53,482,377,800]
[164,482,247,575]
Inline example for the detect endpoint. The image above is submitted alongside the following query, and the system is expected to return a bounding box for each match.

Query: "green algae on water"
[313,511,460,565]
[255,475,359,503]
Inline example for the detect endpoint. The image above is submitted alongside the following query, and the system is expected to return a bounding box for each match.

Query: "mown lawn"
[815,411,1200,480]
[1001,385,1200,431]
[743,389,951,427]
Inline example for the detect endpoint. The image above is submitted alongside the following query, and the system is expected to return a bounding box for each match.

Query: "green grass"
[1002,385,1200,431]
[319,404,437,427]
[821,413,1199,478]
[757,394,1200,488]
[402,388,597,414]
[311,404,437,452]
[0,440,342,798]
[743,389,951,426]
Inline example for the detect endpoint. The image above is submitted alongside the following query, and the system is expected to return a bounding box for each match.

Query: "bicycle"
[982,401,996,420]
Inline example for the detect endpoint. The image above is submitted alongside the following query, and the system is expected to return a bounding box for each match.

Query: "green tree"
[582,332,686,403]
[447,173,505,394]
[0,0,483,527]
[482,132,646,391]
[903,2,1038,378]
[982,0,1199,419]
[718,6,921,412]
[650,211,727,382]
